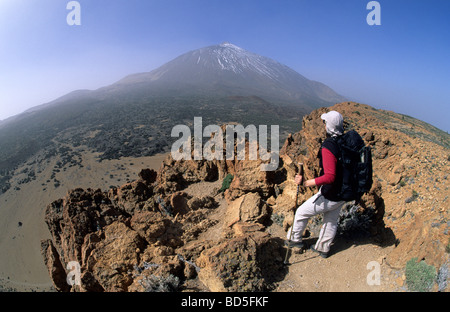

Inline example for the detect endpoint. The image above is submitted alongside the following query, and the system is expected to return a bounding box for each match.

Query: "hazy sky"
[1,0,449,132]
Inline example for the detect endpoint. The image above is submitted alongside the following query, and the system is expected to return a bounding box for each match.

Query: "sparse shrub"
[270,213,284,227]
[338,204,375,238]
[405,257,436,292]
[437,261,449,292]
[219,174,234,193]
[405,190,419,203]
[138,274,180,292]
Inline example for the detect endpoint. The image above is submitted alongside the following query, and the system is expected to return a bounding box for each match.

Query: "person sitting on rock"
[286,110,347,258]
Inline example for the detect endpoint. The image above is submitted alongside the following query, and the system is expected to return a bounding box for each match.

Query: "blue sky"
[0,0,449,132]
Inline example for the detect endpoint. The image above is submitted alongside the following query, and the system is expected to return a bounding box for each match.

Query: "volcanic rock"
[196,233,283,292]
[41,101,449,292]
[224,192,269,228]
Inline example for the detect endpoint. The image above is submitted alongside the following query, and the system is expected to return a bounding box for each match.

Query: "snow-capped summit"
[116,43,346,107]
[219,42,242,49]
[206,42,280,78]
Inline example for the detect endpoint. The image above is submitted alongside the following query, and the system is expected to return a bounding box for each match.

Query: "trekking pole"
[284,162,303,265]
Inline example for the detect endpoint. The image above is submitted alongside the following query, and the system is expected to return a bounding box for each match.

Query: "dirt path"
[272,233,403,292]
[184,181,406,292]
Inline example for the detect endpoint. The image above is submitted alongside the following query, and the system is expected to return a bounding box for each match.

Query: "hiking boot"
[310,245,329,258]
[284,240,304,249]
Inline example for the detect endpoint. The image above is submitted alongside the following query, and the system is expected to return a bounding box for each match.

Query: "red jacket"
[315,147,337,186]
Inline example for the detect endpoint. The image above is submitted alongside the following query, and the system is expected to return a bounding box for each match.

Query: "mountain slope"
[115,42,346,107]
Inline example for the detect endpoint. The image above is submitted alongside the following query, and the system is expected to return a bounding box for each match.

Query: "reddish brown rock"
[41,239,70,292]
[196,234,283,292]
[41,102,449,292]
[88,222,146,292]
[225,192,269,228]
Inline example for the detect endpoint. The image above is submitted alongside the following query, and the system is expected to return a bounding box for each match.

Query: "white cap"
[321,110,344,137]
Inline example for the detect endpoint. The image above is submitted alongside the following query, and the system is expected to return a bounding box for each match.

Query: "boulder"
[88,222,146,292]
[386,216,448,269]
[187,196,216,210]
[108,180,153,215]
[40,239,70,292]
[170,191,189,215]
[130,211,182,248]
[156,154,219,192]
[222,140,276,201]
[232,222,265,236]
[138,168,158,184]
[196,234,283,292]
[225,192,269,228]
[43,188,122,268]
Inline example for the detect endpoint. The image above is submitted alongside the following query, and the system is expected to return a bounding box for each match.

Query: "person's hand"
[294,174,303,185]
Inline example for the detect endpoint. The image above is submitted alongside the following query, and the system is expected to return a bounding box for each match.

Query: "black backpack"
[333,130,373,201]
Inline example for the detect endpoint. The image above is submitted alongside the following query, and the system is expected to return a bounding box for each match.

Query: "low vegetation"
[405,257,437,292]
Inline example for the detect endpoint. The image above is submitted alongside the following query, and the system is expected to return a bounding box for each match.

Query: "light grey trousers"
[286,190,346,253]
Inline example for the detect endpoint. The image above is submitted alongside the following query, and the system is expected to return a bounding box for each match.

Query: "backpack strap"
[318,136,344,201]
[321,137,341,160]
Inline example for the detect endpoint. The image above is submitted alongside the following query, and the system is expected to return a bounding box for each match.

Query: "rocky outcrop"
[224,192,269,228]
[41,169,191,291]
[41,101,449,292]
[41,151,284,292]
[332,103,448,270]
[156,154,221,193]
[197,233,283,292]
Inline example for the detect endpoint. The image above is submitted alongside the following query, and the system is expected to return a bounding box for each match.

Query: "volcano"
[112,42,346,108]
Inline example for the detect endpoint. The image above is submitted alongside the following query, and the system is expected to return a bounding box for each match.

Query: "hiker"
[286,110,347,258]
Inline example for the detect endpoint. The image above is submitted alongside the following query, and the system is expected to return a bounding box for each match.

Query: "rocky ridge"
[280,102,449,271]
[41,102,449,292]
